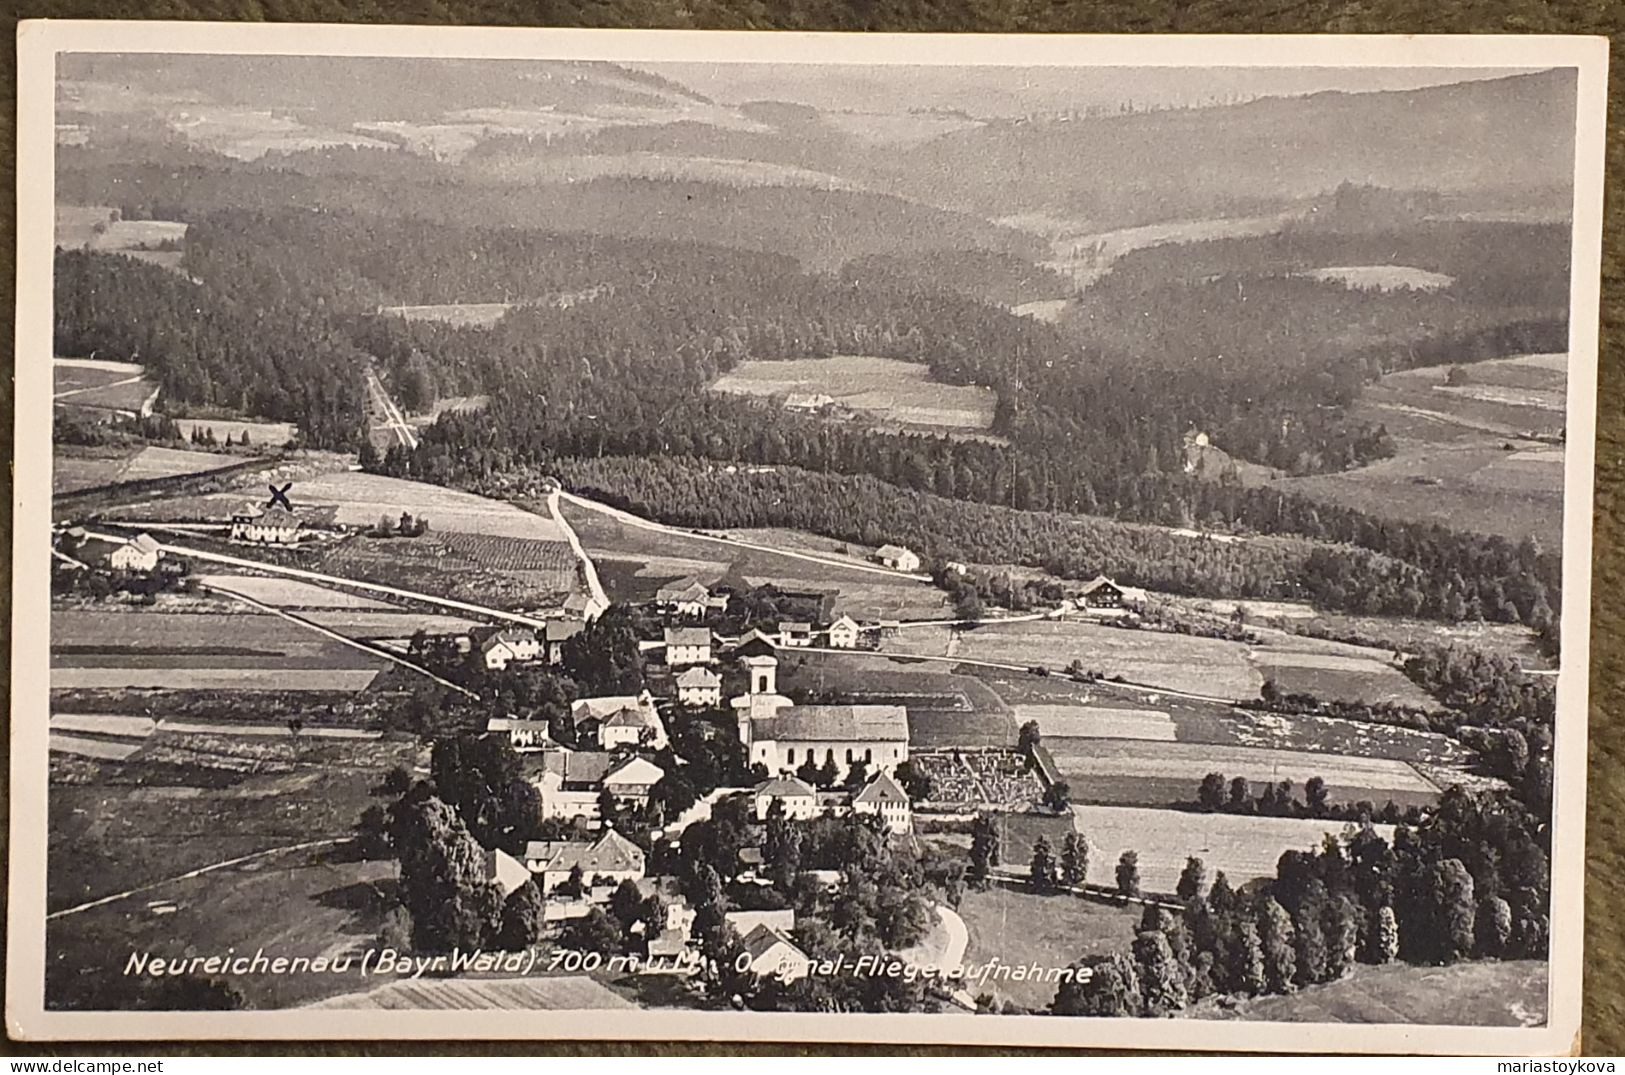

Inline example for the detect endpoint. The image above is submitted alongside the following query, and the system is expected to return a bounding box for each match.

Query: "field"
[195,575,397,609]
[173,417,297,447]
[271,470,568,541]
[380,302,514,328]
[1301,265,1454,291]
[46,733,424,1010]
[54,444,242,495]
[1247,642,1438,709]
[1275,353,1567,546]
[51,608,388,692]
[1044,737,1439,810]
[970,670,1475,770]
[54,357,159,414]
[306,976,637,1010]
[1194,959,1548,1026]
[317,535,567,610]
[1069,805,1396,893]
[560,498,949,620]
[957,886,1140,1012]
[709,355,997,432]
[56,206,191,273]
[889,620,1263,700]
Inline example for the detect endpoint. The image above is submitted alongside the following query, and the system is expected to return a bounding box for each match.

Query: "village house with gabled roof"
[480,626,541,671]
[523,829,646,895]
[826,614,861,649]
[675,665,722,707]
[602,755,665,802]
[731,627,778,659]
[778,621,814,648]
[563,591,609,623]
[874,544,921,572]
[739,923,810,983]
[664,625,713,667]
[543,618,584,664]
[1075,574,1148,611]
[108,532,162,573]
[751,775,819,821]
[852,770,912,833]
[483,847,532,897]
[655,579,711,618]
[229,504,304,545]
[572,691,667,750]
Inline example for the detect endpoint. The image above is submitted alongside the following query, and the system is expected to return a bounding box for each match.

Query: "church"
[729,655,909,780]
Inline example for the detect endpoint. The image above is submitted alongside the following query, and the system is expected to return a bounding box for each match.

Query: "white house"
[229,505,304,545]
[664,626,712,667]
[599,704,664,750]
[523,829,646,894]
[852,771,912,834]
[655,579,711,619]
[486,716,554,751]
[529,751,616,821]
[726,909,795,937]
[739,923,810,984]
[751,776,820,821]
[826,615,861,649]
[601,756,665,803]
[875,544,921,573]
[572,691,667,750]
[481,627,541,671]
[109,533,162,573]
[778,622,814,648]
[675,666,723,708]
[563,591,609,623]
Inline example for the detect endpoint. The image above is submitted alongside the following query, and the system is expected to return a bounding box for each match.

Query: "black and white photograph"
[7,24,1607,1051]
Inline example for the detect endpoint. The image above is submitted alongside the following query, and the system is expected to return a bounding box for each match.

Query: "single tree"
[1228,776,1251,809]
[1060,833,1089,888]
[1198,772,1226,812]
[498,879,547,950]
[1116,850,1141,901]
[1304,776,1330,816]
[1256,896,1298,993]
[1043,780,1072,813]
[1133,929,1189,1016]
[1030,836,1059,890]
[1177,857,1207,904]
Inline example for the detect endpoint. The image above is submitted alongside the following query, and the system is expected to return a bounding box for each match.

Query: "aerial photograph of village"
[43,50,1573,1028]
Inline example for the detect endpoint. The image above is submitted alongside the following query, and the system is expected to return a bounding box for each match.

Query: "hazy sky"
[634,64,1541,118]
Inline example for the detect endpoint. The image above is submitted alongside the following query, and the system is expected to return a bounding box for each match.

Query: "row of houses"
[751,770,912,834]
[56,529,168,573]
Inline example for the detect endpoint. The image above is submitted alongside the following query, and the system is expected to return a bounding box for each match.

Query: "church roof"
[751,705,908,743]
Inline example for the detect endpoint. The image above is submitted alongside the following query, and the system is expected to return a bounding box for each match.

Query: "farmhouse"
[602,756,666,802]
[544,619,585,664]
[875,544,921,572]
[726,909,795,936]
[731,628,779,659]
[783,392,835,413]
[751,776,819,821]
[599,704,666,750]
[851,771,912,834]
[1075,575,1147,611]
[739,924,810,983]
[483,847,532,897]
[826,615,861,649]
[778,622,814,648]
[486,716,555,751]
[229,505,304,545]
[675,666,723,708]
[730,656,908,780]
[529,751,666,821]
[664,626,713,667]
[572,691,667,750]
[480,627,541,671]
[109,533,162,572]
[523,829,646,894]
[655,579,711,619]
[564,591,610,623]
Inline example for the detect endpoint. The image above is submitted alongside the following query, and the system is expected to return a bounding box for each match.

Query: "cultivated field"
[710,355,997,432]
[559,499,948,620]
[1014,704,1176,741]
[779,653,1016,748]
[53,361,159,414]
[1045,738,1439,809]
[1194,959,1547,1026]
[1069,805,1395,893]
[195,575,397,609]
[1247,645,1438,708]
[890,620,1263,700]
[282,471,568,541]
[306,976,637,1010]
[51,608,387,692]
[957,886,1140,1012]
[1276,353,1567,546]
[438,530,578,585]
[53,444,242,495]
[317,535,566,610]
[381,302,514,328]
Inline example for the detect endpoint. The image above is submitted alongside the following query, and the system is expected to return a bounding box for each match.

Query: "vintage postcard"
[8,23,1608,1052]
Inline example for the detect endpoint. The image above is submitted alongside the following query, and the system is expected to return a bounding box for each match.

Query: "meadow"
[1068,804,1396,894]
[46,734,423,1010]
[709,355,997,432]
[172,417,297,447]
[956,885,1140,1012]
[306,976,637,1010]
[1045,738,1439,809]
[1192,959,1547,1026]
[1276,353,1567,547]
[54,444,254,496]
[778,652,1016,748]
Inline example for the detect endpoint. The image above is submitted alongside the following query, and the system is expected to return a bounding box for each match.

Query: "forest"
[54,205,1564,626]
